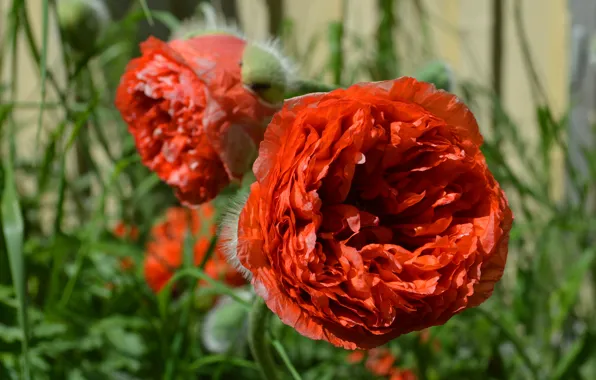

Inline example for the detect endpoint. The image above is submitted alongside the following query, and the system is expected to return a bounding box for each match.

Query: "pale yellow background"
[1,0,569,194]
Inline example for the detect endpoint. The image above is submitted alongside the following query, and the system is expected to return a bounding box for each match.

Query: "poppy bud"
[57,0,110,53]
[202,290,253,353]
[414,60,455,92]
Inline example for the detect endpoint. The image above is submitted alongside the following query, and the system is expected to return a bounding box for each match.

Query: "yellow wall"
[3,0,569,191]
[3,0,569,122]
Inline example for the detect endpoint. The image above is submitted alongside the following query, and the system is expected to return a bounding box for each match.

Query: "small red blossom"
[390,369,417,380]
[115,34,279,206]
[144,204,245,293]
[113,222,139,241]
[366,348,397,377]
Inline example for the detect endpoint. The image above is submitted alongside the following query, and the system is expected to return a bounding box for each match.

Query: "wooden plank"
[568,0,596,201]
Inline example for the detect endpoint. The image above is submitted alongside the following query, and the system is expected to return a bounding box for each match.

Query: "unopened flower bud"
[414,60,455,92]
[57,0,110,53]
[201,290,253,353]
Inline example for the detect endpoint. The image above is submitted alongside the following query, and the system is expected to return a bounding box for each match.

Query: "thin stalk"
[513,0,549,107]
[375,0,399,79]
[249,298,279,380]
[491,0,504,146]
[327,0,347,86]
[35,0,50,148]
[412,0,433,58]
[265,0,283,36]
[272,340,302,380]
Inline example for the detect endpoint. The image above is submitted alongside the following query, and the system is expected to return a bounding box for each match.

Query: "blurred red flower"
[346,350,366,364]
[389,369,417,380]
[115,34,279,206]
[419,328,441,352]
[235,77,512,349]
[119,257,135,271]
[113,222,139,241]
[366,348,397,377]
[112,222,139,272]
[347,348,417,380]
[144,204,245,293]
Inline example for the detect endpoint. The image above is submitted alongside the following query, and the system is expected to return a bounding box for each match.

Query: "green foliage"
[0,1,594,379]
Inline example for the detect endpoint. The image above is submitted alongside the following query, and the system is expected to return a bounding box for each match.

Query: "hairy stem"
[249,297,279,380]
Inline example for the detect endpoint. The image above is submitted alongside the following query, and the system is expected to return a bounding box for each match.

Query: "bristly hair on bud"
[218,188,252,281]
[170,2,243,41]
[241,38,299,107]
[170,3,299,107]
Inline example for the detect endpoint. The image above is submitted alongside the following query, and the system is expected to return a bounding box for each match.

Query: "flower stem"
[249,297,279,380]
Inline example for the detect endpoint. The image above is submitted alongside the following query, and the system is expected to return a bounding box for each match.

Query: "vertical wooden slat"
[568,0,596,202]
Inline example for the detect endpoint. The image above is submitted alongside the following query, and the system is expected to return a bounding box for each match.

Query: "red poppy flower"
[113,222,139,241]
[346,350,366,364]
[348,348,417,380]
[234,77,512,349]
[366,348,397,376]
[144,205,245,293]
[390,369,417,380]
[115,34,280,206]
[112,222,139,272]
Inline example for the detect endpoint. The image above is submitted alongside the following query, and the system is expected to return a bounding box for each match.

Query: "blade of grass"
[138,0,154,25]
[35,0,50,148]
[58,156,138,308]
[375,0,399,80]
[188,355,259,371]
[474,307,540,380]
[549,247,596,334]
[164,229,198,380]
[2,153,29,380]
[158,267,250,318]
[551,331,594,380]
[328,21,344,86]
[4,0,30,377]
[272,340,302,380]
[131,174,161,205]
[52,155,67,236]
[513,0,549,107]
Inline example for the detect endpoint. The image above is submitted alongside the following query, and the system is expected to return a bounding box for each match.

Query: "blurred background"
[1,0,595,379]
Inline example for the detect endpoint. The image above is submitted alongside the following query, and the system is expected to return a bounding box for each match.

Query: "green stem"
[249,298,279,380]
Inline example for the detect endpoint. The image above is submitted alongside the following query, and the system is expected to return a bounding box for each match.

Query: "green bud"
[57,0,110,53]
[201,289,253,354]
[241,41,295,107]
[413,60,455,92]
[170,3,241,41]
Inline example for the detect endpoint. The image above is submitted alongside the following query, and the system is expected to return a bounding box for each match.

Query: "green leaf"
[105,328,146,357]
[32,322,67,339]
[549,248,596,333]
[0,285,18,308]
[551,331,594,380]
[1,143,29,378]
[0,323,24,343]
[138,0,154,25]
